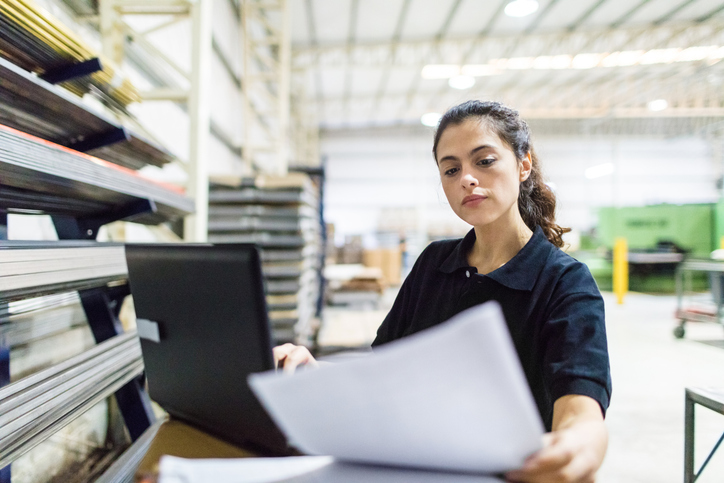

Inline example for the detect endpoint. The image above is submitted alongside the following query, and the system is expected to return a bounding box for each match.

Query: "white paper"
[158,455,333,483]
[249,301,544,475]
[158,456,505,483]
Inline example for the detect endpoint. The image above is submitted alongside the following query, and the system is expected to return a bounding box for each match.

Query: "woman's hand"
[272,343,319,374]
[505,395,608,483]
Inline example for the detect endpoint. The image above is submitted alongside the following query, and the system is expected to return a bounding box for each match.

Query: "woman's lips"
[462,194,487,206]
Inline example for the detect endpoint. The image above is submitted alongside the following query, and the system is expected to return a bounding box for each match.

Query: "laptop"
[125,243,297,456]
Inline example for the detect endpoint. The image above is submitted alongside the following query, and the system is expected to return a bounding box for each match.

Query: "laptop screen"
[125,243,291,455]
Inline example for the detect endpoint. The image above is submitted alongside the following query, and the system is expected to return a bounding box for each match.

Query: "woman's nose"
[461,172,479,187]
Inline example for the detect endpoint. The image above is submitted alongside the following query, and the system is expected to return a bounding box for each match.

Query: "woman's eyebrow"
[469,144,495,156]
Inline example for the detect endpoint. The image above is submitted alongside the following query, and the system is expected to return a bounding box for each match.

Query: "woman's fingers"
[272,343,297,369]
[272,344,318,373]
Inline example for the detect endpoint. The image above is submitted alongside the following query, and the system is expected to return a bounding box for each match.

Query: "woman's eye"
[444,167,459,176]
[477,158,495,166]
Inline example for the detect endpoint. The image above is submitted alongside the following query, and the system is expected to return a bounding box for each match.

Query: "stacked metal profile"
[0,332,143,469]
[208,177,323,345]
[0,0,139,106]
[0,56,173,170]
[0,123,194,224]
[0,243,127,301]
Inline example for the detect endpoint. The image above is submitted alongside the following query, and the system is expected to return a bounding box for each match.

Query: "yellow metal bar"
[613,237,628,305]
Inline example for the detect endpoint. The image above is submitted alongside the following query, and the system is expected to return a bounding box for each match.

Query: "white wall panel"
[322,129,719,240]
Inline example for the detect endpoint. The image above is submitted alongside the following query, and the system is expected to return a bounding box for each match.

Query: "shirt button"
[466,270,470,278]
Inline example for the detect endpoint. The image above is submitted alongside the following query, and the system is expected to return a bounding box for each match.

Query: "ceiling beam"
[610,0,652,29]
[396,0,464,120]
[342,0,360,123]
[369,0,412,120]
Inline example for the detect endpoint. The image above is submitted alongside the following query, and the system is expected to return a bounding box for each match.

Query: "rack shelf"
[0,123,193,224]
[0,57,172,170]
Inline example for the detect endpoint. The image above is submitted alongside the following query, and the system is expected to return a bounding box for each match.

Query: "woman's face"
[436,118,531,229]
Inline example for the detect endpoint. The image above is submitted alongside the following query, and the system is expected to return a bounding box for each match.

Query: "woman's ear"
[520,152,532,182]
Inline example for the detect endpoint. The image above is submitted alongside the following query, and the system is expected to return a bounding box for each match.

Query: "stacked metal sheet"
[0,292,87,347]
[0,0,140,106]
[0,56,173,170]
[0,123,193,223]
[208,178,323,345]
[0,242,126,301]
[0,332,144,469]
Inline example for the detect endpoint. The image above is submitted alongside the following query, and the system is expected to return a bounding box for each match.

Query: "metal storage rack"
[0,45,193,482]
[208,172,325,346]
[674,259,724,339]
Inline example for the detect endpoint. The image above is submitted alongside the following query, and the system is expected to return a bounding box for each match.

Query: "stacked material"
[0,292,86,347]
[95,420,163,483]
[324,265,384,308]
[0,123,193,223]
[0,332,143,469]
[0,0,140,106]
[0,56,173,170]
[208,175,323,345]
[0,243,126,301]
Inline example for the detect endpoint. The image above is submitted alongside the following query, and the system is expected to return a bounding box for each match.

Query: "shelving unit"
[0,24,194,479]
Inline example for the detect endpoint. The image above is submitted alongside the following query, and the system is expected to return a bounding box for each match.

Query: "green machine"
[580,203,724,292]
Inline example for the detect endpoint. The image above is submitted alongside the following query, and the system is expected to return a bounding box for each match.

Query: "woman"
[275,100,612,483]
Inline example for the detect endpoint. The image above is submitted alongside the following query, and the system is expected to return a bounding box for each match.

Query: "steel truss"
[98,0,212,242]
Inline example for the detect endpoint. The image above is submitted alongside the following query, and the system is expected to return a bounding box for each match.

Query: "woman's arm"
[505,394,608,483]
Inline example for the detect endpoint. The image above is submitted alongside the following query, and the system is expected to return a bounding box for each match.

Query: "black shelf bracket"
[52,198,157,240]
[50,198,157,442]
[39,58,102,85]
[68,126,130,152]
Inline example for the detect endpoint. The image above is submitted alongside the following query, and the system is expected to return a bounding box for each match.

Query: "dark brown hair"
[432,100,570,248]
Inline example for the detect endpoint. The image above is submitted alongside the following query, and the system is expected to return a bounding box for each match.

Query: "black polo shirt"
[372,226,611,431]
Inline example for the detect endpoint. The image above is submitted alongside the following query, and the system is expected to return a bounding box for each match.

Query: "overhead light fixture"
[647,99,668,111]
[421,112,442,127]
[448,75,475,89]
[461,65,500,76]
[506,57,535,70]
[572,53,602,69]
[639,48,681,65]
[504,0,539,17]
[421,64,460,79]
[585,163,615,180]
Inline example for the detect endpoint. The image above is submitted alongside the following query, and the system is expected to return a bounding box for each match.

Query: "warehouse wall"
[321,126,720,246]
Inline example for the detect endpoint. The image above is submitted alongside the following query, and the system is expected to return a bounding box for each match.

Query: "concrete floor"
[318,291,724,483]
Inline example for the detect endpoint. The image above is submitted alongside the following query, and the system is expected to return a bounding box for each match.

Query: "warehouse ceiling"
[290,0,724,130]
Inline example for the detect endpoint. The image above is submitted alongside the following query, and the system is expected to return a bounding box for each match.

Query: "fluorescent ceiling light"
[421,64,460,79]
[677,46,717,62]
[639,48,680,65]
[507,57,535,70]
[449,75,475,89]
[647,99,668,111]
[585,163,615,179]
[505,0,539,17]
[421,112,442,127]
[461,64,499,76]
[572,53,602,69]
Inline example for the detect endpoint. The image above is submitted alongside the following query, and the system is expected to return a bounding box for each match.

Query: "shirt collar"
[438,225,553,291]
